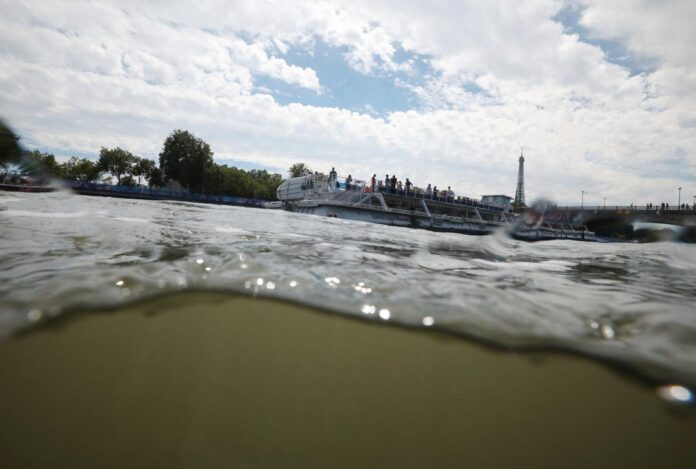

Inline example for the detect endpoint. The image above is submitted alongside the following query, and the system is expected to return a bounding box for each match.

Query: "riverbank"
[1,292,694,468]
[69,180,267,208]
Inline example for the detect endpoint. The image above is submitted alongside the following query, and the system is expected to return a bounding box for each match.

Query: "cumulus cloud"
[0,0,694,205]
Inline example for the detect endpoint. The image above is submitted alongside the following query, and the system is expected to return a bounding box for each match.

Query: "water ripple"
[1,191,696,390]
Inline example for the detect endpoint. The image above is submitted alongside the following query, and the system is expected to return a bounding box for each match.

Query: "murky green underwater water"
[1,191,696,392]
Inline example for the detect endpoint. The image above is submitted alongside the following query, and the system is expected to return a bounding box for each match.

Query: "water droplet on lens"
[116,280,124,286]
[657,385,693,404]
[289,280,297,288]
[244,280,252,289]
[27,309,42,322]
[196,258,204,264]
[256,278,264,286]
[266,282,275,290]
[422,316,434,326]
[601,324,615,339]
[378,309,390,320]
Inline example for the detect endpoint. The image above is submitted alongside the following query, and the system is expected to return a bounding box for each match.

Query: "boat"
[274,173,595,241]
[0,183,55,193]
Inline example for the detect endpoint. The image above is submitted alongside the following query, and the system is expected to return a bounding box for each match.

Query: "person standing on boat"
[328,167,337,189]
[370,174,376,192]
[425,184,432,198]
[432,185,438,200]
[390,175,397,192]
[405,178,413,194]
[447,186,454,202]
[384,174,390,190]
[345,174,353,190]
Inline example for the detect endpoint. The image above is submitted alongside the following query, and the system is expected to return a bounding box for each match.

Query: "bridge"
[532,205,696,240]
[543,205,696,226]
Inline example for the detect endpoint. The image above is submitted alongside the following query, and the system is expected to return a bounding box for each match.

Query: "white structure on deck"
[481,194,513,209]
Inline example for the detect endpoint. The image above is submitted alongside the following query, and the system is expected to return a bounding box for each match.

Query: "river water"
[1,191,696,392]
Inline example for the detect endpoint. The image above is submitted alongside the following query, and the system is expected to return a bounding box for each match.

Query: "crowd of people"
[320,168,696,211]
[325,168,483,205]
[612,202,694,211]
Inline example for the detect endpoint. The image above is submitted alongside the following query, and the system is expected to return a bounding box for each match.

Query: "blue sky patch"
[553,3,653,76]
[254,39,431,115]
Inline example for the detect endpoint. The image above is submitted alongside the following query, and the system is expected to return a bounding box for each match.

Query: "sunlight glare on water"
[1,191,696,389]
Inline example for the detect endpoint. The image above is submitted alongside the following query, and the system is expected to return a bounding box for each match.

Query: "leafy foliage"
[3,124,285,199]
[97,147,135,185]
[288,162,312,178]
[61,156,101,182]
[0,120,22,167]
[159,129,213,192]
[131,157,156,186]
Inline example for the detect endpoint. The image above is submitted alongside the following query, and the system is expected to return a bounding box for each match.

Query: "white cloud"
[0,0,694,205]
[579,0,696,68]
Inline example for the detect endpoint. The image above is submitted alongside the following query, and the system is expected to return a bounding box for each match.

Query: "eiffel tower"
[514,150,526,208]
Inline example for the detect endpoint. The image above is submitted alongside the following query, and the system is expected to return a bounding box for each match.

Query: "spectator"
[328,167,337,189]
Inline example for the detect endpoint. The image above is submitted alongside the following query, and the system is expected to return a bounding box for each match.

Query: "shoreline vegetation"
[1,120,293,201]
[1,291,695,467]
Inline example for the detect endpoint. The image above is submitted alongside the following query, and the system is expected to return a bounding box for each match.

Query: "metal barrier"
[69,181,267,208]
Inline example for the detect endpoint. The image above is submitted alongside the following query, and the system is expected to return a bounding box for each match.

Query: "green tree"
[131,157,156,186]
[61,156,101,182]
[159,130,213,192]
[19,150,64,178]
[0,121,22,167]
[17,150,63,178]
[146,165,164,188]
[98,147,135,185]
[203,164,227,194]
[120,174,136,186]
[288,162,312,178]
[248,169,283,199]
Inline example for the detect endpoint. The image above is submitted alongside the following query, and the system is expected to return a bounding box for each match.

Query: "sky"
[1,0,695,205]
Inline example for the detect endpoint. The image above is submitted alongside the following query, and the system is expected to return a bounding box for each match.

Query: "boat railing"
[304,174,368,201]
[376,185,506,212]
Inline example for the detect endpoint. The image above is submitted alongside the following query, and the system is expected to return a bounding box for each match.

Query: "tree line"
[2,121,284,200]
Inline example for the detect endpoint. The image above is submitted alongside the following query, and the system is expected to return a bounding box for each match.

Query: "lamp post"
[678,187,682,210]
[581,190,586,209]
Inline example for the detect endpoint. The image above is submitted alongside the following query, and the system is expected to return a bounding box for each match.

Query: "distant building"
[481,194,513,209]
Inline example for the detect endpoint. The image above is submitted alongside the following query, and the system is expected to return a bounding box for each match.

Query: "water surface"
[1,191,696,389]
